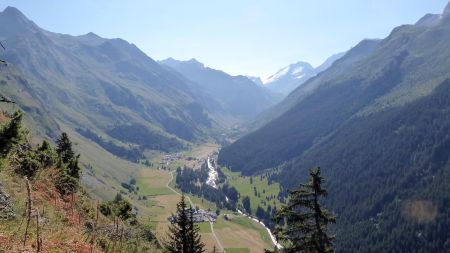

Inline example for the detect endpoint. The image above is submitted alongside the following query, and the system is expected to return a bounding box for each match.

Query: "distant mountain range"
[261,52,345,96]
[219,2,450,252]
[160,58,280,122]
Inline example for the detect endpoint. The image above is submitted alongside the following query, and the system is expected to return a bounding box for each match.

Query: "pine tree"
[187,207,205,253]
[242,196,252,214]
[56,132,74,164]
[273,167,336,253]
[165,194,190,253]
[165,195,205,253]
[67,154,81,178]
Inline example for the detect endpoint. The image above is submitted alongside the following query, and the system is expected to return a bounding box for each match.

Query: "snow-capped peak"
[263,62,312,84]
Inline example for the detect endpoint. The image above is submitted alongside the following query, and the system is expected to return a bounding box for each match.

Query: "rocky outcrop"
[0,184,15,219]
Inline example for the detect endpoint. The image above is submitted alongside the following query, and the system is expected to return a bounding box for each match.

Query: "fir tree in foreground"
[272,167,336,253]
[165,194,205,253]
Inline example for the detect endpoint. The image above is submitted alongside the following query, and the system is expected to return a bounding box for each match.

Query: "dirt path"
[166,170,193,206]
[166,170,224,251]
[210,221,224,252]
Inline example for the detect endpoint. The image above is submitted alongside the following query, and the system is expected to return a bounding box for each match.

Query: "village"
[169,208,218,223]
[159,152,183,165]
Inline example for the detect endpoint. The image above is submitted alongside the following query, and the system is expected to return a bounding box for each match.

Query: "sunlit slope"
[0,6,214,155]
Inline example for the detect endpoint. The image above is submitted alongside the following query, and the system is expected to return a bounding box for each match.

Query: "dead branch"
[23,177,32,246]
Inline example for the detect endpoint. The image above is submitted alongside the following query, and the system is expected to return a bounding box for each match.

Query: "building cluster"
[169,209,218,223]
[160,152,183,165]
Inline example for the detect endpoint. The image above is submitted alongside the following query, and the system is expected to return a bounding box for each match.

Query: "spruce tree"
[273,167,336,253]
[67,154,81,179]
[165,194,190,253]
[187,206,205,253]
[56,132,74,164]
[165,195,205,253]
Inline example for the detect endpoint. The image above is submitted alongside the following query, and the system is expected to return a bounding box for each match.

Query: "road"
[167,170,193,206]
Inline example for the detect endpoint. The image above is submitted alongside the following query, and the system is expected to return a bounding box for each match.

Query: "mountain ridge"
[160,57,281,122]
[219,5,450,252]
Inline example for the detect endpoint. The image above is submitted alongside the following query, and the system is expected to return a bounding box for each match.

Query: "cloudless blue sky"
[0,0,448,78]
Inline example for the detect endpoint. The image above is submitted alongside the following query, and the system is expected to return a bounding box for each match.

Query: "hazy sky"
[0,1,448,78]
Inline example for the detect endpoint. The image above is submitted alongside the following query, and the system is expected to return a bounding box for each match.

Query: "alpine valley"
[1,2,450,253]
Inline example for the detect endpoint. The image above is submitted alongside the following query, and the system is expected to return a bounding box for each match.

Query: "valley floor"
[133,143,275,253]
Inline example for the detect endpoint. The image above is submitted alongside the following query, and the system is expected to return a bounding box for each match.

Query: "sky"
[0,0,448,78]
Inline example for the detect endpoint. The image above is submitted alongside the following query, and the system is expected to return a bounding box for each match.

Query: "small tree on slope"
[56,132,74,164]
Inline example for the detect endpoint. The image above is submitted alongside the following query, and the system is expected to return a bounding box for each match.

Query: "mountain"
[248,40,378,131]
[246,76,264,86]
[263,61,315,95]
[263,53,345,96]
[314,52,346,73]
[0,6,215,156]
[160,58,281,122]
[219,4,450,252]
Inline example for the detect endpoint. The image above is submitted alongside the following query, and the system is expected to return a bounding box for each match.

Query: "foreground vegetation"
[0,110,160,252]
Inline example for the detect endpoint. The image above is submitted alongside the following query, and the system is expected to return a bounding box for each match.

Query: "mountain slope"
[160,58,281,122]
[219,4,450,252]
[0,6,214,156]
[220,5,450,176]
[247,39,379,135]
[0,64,60,140]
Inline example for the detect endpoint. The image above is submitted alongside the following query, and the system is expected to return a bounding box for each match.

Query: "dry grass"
[200,233,220,252]
[184,143,220,169]
[0,167,101,253]
[0,111,9,123]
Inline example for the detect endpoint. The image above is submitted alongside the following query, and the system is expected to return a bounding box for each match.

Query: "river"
[206,156,282,249]
[206,156,218,188]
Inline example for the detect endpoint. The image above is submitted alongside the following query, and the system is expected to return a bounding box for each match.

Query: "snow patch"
[263,66,289,84]
[291,66,304,75]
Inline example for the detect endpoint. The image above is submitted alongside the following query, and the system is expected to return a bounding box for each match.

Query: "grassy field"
[214,214,273,253]
[225,248,251,253]
[135,165,275,253]
[221,167,281,215]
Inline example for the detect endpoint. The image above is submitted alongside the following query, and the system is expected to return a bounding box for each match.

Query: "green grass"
[198,222,212,233]
[215,216,272,246]
[137,177,174,196]
[189,195,218,211]
[221,167,281,215]
[224,248,251,253]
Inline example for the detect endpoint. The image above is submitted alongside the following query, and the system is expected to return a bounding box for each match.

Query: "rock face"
[0,184,15,219]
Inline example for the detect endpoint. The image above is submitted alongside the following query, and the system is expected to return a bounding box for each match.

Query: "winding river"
[206,156,282,249]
